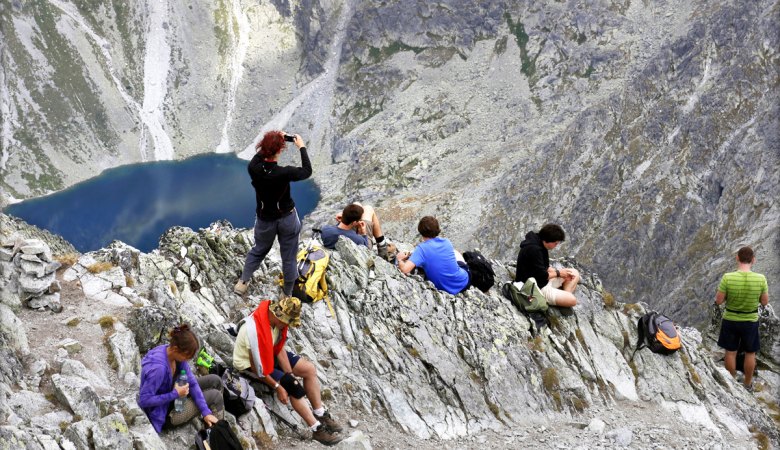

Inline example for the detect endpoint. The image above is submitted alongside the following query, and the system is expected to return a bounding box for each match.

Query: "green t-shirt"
[719,271,768,322]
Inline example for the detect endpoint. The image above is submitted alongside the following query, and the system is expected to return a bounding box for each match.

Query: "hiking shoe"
[383,243,398,263]
[312,425,343,446]
[377,240,389,260]
[745,382,755,393]
[314,410,344,433]
[233,280,249,295]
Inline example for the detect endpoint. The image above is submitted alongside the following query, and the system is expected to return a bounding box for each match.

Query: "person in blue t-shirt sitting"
[396,216,470,295]
[321,203,389,259]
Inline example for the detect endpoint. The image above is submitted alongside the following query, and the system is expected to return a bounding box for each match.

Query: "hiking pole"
[239,370,300,433]
[260,400,299,433]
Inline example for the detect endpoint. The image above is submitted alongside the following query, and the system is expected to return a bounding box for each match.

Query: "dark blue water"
[4,154,319,252]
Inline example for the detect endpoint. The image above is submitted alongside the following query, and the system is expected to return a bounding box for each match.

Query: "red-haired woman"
[138,324,223,433]
[234,131,312,297]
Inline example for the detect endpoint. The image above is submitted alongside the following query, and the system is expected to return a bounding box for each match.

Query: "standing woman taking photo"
[234,131,312,297]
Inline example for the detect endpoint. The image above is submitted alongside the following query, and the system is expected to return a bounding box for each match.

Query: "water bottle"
[174,370,188,412]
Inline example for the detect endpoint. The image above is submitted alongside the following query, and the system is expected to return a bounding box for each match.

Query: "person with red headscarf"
[234,131,312,297]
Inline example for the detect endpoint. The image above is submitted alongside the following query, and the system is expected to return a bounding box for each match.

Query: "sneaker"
[377,240,389,260]
[745,382,755,393]
[382,242,398,263]
[314,410,344,433]
[233,280,248,295]
[312,425,343,446]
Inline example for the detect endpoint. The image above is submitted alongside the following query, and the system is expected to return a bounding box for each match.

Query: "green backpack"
[502,278,549,335]
[502,277,548,313]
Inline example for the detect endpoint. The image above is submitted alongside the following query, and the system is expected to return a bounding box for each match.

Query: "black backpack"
[632,312,682,358]
[463,251,495,292]
[195,420,242,450]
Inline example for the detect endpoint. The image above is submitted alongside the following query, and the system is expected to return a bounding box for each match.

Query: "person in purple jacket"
[138,324,223,433]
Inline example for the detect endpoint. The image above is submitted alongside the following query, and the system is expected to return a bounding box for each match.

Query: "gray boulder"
[127,305,180,354]
[62,421,93,450]
[51,374,101,420]
[0,303,29,356]
[107,323,140,379]
[92,413,134,450]
[7,390,52,422]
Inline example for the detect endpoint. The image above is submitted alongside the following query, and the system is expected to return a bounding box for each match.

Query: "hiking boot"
[312,425,343,446]
[377,240,389,260]
[314,410,343,433]
[233,280,248,295]
[383,243,398,263]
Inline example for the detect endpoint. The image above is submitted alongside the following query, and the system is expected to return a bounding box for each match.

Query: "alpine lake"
[4,153,320,252]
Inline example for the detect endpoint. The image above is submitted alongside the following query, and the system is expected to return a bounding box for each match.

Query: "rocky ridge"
[1,214,779,449]
[2,0,778,328]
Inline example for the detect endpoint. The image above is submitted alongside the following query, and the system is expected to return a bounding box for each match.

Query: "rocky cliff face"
[1,0,778,325]
[1,214,778,448]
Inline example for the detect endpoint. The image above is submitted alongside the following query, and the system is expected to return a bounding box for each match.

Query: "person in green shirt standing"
[715,246,770,390]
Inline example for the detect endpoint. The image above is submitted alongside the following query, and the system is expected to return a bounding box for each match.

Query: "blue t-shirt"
[409,237,469,294]
[321,225,368,249]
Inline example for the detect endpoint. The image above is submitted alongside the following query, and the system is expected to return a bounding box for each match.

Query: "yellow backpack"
[280,237,333,316]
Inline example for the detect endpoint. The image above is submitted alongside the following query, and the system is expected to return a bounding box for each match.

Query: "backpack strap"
[630,314,649,361]
[725,307,758,314]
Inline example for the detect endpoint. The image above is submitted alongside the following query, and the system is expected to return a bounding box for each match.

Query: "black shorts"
[717,319,760,353]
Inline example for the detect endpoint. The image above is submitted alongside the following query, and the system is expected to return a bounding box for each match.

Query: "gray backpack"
[221,368,256,416]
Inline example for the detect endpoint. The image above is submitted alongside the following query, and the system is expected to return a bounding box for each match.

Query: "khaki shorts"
[353,202,376,249]
[540,268,579,306]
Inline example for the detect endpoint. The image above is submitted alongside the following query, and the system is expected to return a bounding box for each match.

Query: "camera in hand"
[284,134,295,142]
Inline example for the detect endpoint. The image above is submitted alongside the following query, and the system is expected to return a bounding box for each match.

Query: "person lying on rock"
[232,296,344,445]
[321,202,392,260]
[515,223,579,308]
[396,216,470,295]
[138,324,224,433]
[234,130,312,297]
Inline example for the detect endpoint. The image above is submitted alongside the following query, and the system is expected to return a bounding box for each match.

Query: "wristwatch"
[273,382,280,390]
[555,268,560,278]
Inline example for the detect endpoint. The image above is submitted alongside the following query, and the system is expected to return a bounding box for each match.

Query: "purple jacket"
[137,344,212,433]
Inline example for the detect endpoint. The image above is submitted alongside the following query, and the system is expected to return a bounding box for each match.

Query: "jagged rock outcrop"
[2,0,777,330]
[1,218,778,448]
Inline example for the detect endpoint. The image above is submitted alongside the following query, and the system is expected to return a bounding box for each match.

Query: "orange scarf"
[251,300,288,376]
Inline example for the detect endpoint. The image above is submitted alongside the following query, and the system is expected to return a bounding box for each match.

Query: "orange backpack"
[633,312,682,356]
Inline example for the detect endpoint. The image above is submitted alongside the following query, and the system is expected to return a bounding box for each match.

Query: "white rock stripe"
[0,62,14,171]
[46,0,174,161]
[239,0,356,159]
[141,0,174,161]
[215,0,250,154]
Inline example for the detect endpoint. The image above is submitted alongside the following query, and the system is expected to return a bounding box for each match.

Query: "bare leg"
[553,291,578,307]
[562,268,580,293]
[290,396,316,427]
[360,205,383,239]
[724,350,737,377]
[743,352,756,386]
[293,358,322,411]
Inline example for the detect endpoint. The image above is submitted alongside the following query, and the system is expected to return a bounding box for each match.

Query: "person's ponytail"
[168,323,199,356]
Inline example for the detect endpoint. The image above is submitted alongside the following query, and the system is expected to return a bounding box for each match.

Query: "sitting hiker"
[396,216,470,295]
[232,297,344,445]
[515,223,580,307]
[138,324,223,433]
[321,202,389,259]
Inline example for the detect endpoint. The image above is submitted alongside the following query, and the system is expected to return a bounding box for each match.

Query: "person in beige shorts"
[515,223,580,307]
[327,202,391,260]
[540,267,580,306]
